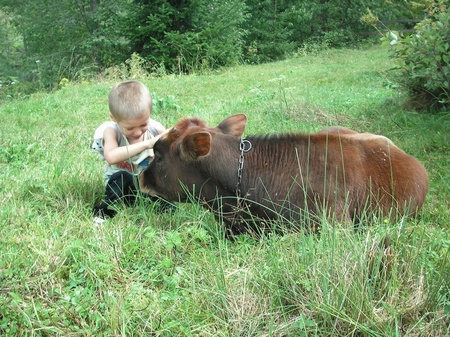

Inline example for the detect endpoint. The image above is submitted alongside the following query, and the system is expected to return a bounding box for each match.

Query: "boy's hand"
[147,129,169,149]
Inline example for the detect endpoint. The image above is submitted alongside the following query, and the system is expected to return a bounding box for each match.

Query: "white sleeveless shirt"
[92,119,163,185]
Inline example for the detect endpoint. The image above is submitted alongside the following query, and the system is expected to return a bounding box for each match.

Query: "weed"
[0,45,448,336]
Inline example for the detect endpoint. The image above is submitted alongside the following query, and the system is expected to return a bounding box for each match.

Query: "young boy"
[92,80,167,221]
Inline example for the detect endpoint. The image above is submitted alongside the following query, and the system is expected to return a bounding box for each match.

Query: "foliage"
[242,0,297,63]
[386,7,450,111]
[125,0,247,73]
[0,46,449,336]
[0,0,131,93]
[0,10,20,78]
[0,0,435,95]
[243,0,413,62]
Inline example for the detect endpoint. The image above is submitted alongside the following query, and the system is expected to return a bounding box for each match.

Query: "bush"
[387,10,450,111]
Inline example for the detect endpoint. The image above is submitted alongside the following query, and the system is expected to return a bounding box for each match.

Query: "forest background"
[0,0,435,96]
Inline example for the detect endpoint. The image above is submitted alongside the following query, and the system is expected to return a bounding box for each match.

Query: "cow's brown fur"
[140,114,428,235]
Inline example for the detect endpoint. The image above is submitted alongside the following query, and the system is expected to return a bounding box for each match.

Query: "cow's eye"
[154,153,162,163]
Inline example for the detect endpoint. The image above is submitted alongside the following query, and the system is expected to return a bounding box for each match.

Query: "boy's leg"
[93,171,138,218]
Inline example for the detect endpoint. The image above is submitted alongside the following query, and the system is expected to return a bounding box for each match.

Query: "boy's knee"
[105,171,138,200]
[109,171,136,188]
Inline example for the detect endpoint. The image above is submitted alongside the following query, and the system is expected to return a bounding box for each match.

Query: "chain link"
[229,138,252,227]
[236,139,252,199]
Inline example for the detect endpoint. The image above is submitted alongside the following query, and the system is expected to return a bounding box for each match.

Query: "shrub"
[386,10,450,111]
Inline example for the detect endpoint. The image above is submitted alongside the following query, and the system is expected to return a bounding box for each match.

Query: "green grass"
[1,44,449,336]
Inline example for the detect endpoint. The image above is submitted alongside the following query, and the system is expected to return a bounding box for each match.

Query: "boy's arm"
[102,127,163,165]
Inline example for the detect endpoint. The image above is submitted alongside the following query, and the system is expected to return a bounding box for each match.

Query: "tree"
[125,0,247,73]
[0,9,21,80]
[0,0,428,93]
[243,0,296,63]
[1,0,131,88]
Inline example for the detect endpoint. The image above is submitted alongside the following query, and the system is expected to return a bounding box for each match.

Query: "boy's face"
[112,113,150,142]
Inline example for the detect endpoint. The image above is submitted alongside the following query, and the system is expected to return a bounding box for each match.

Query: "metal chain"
[236,139,252,199]
[229,138,252,229]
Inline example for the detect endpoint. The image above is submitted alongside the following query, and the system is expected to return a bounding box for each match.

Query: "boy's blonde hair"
[108,80,152,121]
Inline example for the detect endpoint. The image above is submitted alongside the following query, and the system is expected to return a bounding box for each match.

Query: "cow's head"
[140,114,247,201]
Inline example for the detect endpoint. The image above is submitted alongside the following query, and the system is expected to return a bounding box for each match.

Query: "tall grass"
[0,45,449,336]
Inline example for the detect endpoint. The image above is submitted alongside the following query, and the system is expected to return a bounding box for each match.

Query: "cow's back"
[237,131,428,225]
[311,131,428,222]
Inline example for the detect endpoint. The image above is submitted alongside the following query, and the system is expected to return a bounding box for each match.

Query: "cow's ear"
[217,114,247,137]
[181,131,211,160]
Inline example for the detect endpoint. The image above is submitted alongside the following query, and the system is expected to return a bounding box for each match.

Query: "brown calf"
[140,114,428,235]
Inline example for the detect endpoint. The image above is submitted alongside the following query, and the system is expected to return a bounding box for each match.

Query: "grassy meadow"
[0,45,449,336]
